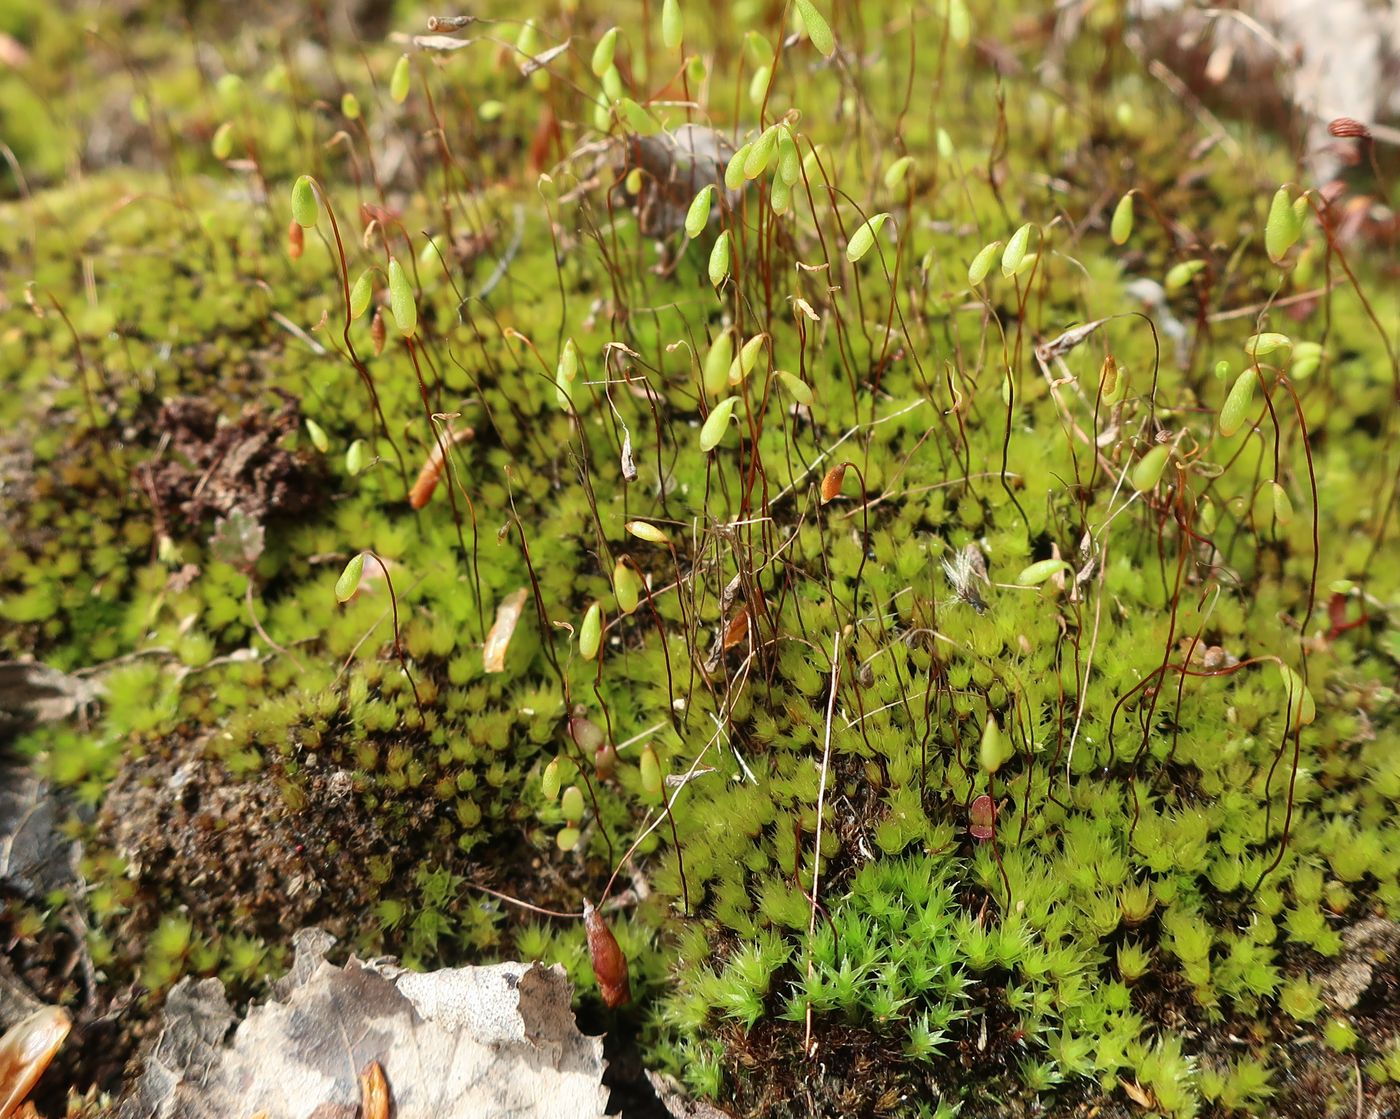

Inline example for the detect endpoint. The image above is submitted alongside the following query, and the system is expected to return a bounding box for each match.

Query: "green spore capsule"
[968,240,1001,286]
[541,757,562,800]
[291,175,319,228]
[794,0,835,56]
[335,553,365,603]
[388,257,416,337]
[640,744,663,796]
[579,602,603,659]
[700,396,739,452]
[592,28,619,76]
[846,213,890,263]
[1218,370,1256,437]
[1110,192,1134,245]
[390,55,411,103]
[1131,443,1172,493]
[349,270,374,320]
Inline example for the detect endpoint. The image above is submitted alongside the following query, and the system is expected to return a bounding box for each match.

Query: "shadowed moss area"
[3,1,1400,1116]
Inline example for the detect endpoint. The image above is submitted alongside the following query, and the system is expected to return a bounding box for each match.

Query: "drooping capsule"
[1110,192,1134,245]
[820,463,847,504]
[1218,370,1256,438]
[390,55,411,103]
[335,553,366,603]
[613,559,641,615]
[699,396,739,452]
[1000,223,1033,276]
[846,212,890,263]
[1131,443,1172,493]
[579,602,603,660]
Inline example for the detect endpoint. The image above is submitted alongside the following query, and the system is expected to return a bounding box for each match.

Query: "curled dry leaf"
[620,430,638,483]
[943,543,989,614]
[483,589,529,674]
[410,33,475,51]
[722,605,750,652]
[520,39,571,78]
[583,903,631,1009]
[0,1006,71,1119]
[408,427,475,510]
[1033,317,1110,364]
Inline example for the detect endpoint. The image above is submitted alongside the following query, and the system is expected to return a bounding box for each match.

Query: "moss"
[4,0,1400,1114]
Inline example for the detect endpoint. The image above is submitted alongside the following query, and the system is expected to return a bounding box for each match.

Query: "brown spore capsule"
[583,901,631,1009]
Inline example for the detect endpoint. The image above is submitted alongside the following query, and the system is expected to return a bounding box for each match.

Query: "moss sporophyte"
[5,0,1400,1116]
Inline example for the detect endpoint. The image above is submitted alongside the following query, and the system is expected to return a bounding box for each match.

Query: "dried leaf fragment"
[520,39,571,78]
[484,589,529,674]
[1120,1078,1155,1109]
[1034,317,1110,364]
[0,1006,70,1119]
[408,427,474,509]
[411,33,475,51]
[722,605,750,652]
[125,931,608,1119]
[359,1060,389,1119]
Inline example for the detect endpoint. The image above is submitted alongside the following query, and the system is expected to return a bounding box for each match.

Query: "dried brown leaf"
[1033,317,1110,364]
[0,1006,70,1119]
[408,428,474,510]
[520,40,571,78]
[358,1060,389,1119]
[410,33,475,51]
[483,589,529,674]
[122,931,607,1119]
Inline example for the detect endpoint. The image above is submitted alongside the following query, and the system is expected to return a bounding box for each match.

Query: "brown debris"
[133,395,323,530]
[96,736,398,950]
